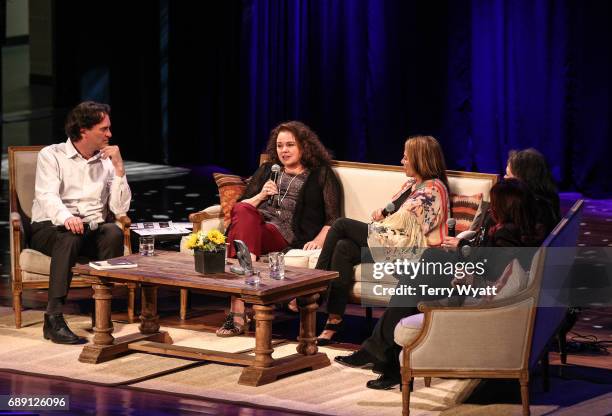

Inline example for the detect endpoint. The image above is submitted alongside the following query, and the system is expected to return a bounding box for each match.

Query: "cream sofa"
[180,160,498,318]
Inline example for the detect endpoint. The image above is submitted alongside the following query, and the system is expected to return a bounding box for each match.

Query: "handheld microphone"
[382,202,396,217]
[447,218,456,237]
[270,164,281,205]
[270,164,281,182]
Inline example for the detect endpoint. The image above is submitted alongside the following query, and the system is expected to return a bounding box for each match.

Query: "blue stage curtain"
[239,0,450,169]
[470,0,569,181]
[165,0,611,196]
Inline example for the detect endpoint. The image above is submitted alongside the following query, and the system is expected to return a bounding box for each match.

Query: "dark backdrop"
[52,0,612,197]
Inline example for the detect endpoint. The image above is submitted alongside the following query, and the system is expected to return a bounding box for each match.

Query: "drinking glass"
[268,252,285,280]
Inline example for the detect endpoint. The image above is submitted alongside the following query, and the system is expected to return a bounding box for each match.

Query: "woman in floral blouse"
[315,135,450,345]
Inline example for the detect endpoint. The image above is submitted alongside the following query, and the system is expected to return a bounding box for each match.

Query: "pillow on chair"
[451,193,483,233]
[488,258,528,300]
[213,173,248,229]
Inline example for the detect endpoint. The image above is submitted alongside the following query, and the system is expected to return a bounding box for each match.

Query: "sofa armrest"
[114,214,132,255]
[10,211,23,284]
[10,211,22,232]
[404,296,536,371]
[189,205,224,233]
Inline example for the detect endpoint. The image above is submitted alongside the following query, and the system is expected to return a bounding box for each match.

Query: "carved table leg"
[139,285,160,334]
[92,283,114,346]
[239,295,330,386]
[253,304,275,367]
[80,283,169,364]
[238,304,275,385]
[297,294,319,355]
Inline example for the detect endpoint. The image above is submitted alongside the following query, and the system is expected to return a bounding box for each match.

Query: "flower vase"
[194,249,225,274]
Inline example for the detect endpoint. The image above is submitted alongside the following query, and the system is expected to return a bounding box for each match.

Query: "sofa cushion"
[354,263,398,284]
[451,193,483,233]
[284,249,321,268]
[21,270,51,282]
[19,249,88,282]
[394,313,424,346]
[351,281,394,306]
[213,173,248,229]
[19,248,51,275]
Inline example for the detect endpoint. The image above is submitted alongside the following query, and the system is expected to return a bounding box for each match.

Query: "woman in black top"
[218,121,341,336]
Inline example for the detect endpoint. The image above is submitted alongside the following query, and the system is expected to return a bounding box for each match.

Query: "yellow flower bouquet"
[186,230,227,274]
[185,229,226,252]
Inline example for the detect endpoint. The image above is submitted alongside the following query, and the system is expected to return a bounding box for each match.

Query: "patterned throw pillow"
[213,173,248,229]
[450,193,483,233]
[488,258,528,300]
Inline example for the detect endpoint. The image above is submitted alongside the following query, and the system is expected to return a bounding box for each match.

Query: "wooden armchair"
[398,200,584,416]
[8,146,137,328]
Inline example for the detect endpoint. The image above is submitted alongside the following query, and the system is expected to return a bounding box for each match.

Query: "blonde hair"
[404,135,449,190]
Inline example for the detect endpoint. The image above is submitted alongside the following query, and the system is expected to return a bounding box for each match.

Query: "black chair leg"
[541,347,550,392]
[365,306,373,331]
[558,307,580,365]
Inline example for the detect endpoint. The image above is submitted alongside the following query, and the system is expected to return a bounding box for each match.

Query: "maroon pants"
[227,202,288,258]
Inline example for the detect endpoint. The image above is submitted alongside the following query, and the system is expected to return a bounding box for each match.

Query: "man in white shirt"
[30,101,131,344]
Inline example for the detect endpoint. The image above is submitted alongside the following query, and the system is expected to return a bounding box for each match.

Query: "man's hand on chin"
[100,145,125,177]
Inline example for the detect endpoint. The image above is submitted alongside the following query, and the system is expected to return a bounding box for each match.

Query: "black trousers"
[362,304,418,377]
[361,248,458,378]
[315,218,372,316]
[30,221,124,301]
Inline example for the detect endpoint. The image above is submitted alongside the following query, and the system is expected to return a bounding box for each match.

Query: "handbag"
[367,208,427,263]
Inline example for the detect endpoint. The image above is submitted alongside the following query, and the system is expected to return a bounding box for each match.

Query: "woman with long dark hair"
[505,148,560,232]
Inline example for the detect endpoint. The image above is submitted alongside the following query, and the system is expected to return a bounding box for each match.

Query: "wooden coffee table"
[73,250,338,386]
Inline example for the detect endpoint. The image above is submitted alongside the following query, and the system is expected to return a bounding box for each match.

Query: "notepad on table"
[89,259,138,270]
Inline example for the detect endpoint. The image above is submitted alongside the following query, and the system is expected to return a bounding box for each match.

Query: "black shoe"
[317,320,344,346]
[372,361,386,375]
[334,349,377,369]
[43,313,82,344]
[366,374,402,390]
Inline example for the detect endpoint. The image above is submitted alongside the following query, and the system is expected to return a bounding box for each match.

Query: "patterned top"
[390,177,450,247]
[259,170,309,244]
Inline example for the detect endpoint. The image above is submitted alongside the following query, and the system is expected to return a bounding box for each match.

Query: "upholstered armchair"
[395,200,584,416]
[8,146,136,328]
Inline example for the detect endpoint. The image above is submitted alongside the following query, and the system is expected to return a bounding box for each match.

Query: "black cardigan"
[239,162,341,250]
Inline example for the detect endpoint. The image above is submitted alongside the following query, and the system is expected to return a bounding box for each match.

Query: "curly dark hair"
[507,148,557,198]
[265,121,332,168]
[65,101,111,141]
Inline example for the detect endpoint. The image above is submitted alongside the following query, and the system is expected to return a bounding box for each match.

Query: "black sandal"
[317,320,344,346]
[216,312,250,337]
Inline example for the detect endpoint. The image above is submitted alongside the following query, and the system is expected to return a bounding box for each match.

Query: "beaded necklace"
[275,170,303,216]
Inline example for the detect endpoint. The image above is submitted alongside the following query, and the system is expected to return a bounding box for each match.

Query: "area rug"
[131,344,482,416]
[0,307,557,416]
[0,307,260,386]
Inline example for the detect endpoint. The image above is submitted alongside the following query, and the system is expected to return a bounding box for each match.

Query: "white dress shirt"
[31,138,132,226]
